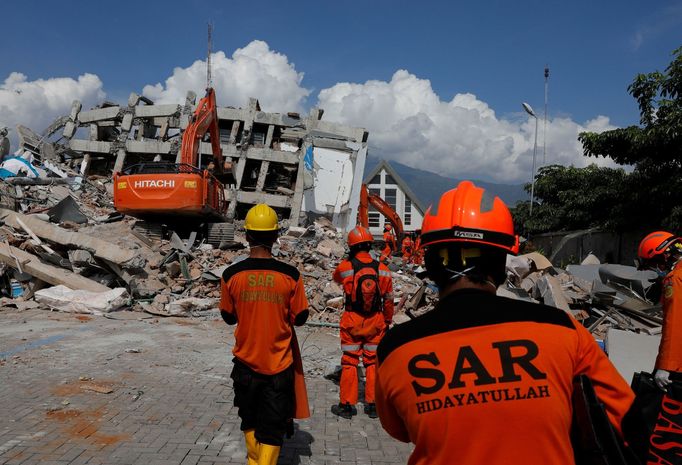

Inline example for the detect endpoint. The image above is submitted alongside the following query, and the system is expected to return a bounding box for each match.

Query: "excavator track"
[133,220,164,242]
[206,222,235,247]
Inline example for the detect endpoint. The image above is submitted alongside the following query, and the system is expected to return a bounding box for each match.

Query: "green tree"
[511,164,628,236]
[578,46,682,231]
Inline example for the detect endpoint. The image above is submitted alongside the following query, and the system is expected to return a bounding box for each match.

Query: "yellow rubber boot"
[243,429,259,465]
[257,444,281,465]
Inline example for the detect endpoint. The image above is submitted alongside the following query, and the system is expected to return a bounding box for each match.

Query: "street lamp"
[522,102,538,216]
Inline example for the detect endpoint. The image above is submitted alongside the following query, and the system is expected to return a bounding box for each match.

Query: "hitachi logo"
[134,180,175,188]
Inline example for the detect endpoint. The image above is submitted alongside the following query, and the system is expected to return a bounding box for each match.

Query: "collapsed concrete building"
[17,91,369,230]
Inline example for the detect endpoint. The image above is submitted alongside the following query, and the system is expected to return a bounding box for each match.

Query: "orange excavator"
[113,88,233,242]
[357,183,404,251]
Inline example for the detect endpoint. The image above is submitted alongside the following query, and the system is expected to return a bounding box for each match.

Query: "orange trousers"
[380,245,392,263]
[339,310,386,405]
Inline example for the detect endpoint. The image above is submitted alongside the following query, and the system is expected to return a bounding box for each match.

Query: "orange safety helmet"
[638,231,679,261]
[421,180,519,254]
[347,225,374,247]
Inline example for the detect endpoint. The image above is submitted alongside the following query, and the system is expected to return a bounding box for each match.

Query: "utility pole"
[543,65,549,166]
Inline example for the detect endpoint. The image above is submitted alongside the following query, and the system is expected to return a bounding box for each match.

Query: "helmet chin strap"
[444,265,475,281]
[444,265,498,290]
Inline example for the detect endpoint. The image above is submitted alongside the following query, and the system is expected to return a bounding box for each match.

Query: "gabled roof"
[363,159,426,214]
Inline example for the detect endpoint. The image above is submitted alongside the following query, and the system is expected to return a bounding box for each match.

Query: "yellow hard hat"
[244,204,279,231]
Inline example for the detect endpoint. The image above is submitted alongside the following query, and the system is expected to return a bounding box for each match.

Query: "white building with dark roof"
[363,159,426,236]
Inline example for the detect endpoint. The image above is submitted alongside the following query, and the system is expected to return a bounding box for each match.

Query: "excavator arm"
[357,184,404,249]
[179,88,226,177]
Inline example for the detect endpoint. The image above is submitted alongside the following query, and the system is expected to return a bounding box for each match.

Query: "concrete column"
[264,124,275,148]
[113,148,127,174]
[229,121,240,144]
[80,154,92,176]
[256,161,270,192]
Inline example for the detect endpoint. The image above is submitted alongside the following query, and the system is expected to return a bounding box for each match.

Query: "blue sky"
[1,0,681,182]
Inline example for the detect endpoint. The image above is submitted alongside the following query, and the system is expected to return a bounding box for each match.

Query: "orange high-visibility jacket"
[220,257,309,375]
[656,260,682,372]
[376,289,634,465]
[384,230,397,251]
[333,250,394,322]
[402,236,414,256]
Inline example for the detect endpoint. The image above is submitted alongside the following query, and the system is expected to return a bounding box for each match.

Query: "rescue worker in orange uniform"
[409,229,423,266]
[637,231,682,464]
[401,233,414,265]
[375,181,637,465]
[332,225,394,419]
[220,204,310,465]
[380,223,397,262]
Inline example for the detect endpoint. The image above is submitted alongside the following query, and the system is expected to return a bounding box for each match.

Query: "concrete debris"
[605,328,661,385]
[581,253,601,265]
[34,285,129,314]
[0,209,144,270]
[0,242,110,292]
[505,252,663,340]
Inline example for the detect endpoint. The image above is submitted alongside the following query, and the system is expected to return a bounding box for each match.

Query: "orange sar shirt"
[332,250,394,322]
[383,231,397,251]
[376,289,634,465]
[656,259,682,371]
[220,258,308,375]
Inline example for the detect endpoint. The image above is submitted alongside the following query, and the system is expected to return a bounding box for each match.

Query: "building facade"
[363,159,425,236]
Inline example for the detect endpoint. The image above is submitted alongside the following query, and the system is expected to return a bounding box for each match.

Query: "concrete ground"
[0,308,413,465]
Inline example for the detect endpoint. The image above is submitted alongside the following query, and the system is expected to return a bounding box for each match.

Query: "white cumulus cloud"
[1,42,621,185]
[0,72,105,146]
[143,40,310,112]
[318,70,620,183]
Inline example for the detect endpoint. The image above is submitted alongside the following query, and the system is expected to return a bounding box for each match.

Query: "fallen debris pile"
[0,169,664,340]
[502,252,662,340]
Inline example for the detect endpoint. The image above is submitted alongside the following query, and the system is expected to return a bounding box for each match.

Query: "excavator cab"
[113,163,227,221]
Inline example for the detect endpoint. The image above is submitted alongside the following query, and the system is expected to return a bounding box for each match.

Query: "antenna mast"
[543,65,549,165]
[207,22,213,89]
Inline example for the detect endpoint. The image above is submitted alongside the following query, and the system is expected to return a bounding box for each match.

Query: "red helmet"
[638,231,679,261]
[347,226,374,247]
[384,224,392,231]
[421,180,519,254]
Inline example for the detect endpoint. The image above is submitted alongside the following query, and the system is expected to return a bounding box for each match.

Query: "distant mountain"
[363,155,527,210]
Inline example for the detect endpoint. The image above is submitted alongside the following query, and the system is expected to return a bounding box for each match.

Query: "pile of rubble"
[503,251,662,340]
[0,174,430,324]
[0,164,663,342]
[0,137,663,338]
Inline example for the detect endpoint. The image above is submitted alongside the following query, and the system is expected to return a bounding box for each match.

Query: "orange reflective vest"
[376,289,634,465]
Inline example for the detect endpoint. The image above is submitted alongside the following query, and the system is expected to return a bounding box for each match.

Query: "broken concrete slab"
[34,285,128,314]
[581,253,601,265]
[166,297,217,316]
[47,196,88,224]
[598,264,658,300]
[0,209,145,269]
[0,242,109,292]
[523,252,553,271]
[606,328,660,384]
[536,274,571,313]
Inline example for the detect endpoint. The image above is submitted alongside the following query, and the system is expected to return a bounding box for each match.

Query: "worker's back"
[376,289,634,465]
